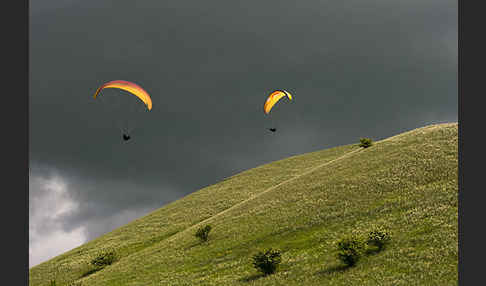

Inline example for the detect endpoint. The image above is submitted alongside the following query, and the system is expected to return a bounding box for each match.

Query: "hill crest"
[30,122,458,286]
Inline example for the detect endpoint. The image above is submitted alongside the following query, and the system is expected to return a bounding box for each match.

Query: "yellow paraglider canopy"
[263,90,292,114]
[93,80,152,110]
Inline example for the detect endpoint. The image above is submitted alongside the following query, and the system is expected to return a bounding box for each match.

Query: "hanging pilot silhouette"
[263,89,292,134]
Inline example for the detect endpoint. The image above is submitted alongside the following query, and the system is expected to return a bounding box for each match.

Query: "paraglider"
[263,90,292,114]
[93,80,152,110]
[263,90,292,132]
[93,80,152,141]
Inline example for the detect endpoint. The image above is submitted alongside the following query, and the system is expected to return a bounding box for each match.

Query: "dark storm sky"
[29,0,457,267]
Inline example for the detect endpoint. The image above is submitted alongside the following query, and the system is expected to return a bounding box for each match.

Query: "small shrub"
[359,138,373,148]
[336,236,364,267]
[366,228,391,252]
[195,225,212,242]
[252,248,282,275]
[90,249,118,268]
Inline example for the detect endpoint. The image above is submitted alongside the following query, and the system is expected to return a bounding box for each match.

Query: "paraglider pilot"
[93,80,152,143]
[263,90,292,134]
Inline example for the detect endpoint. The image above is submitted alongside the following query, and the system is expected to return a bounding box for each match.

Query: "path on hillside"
[165,147,365,244]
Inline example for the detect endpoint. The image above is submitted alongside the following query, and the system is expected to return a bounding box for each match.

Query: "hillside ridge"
[29,122,458,286]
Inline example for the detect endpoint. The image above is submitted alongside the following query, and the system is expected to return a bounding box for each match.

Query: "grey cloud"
[29,171,86,267]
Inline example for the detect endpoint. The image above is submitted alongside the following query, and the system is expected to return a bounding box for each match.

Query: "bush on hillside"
[336,236,364,267]
[359,138,373,148]
[195,225,212,242]
[366,228,391,252]
[252,248,282,275]
[90,249,118,268]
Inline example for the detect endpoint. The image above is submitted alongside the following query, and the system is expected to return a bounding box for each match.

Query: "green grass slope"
[30,123,458,286]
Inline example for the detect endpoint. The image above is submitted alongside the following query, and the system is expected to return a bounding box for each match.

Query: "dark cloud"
[29,0,457,266]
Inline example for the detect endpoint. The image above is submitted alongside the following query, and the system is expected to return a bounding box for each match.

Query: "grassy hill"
[30,123,458,286]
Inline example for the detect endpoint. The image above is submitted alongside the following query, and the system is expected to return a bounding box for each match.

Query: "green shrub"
[359,138,373,148]
[252,248,282,275]
[90,249,118,268]
[336,236,364,267]
[366,228,391,252]
[195,225,212,242]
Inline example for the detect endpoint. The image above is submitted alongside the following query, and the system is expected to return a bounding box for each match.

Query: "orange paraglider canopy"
[93,80,152,110]
[263,90,292,114]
